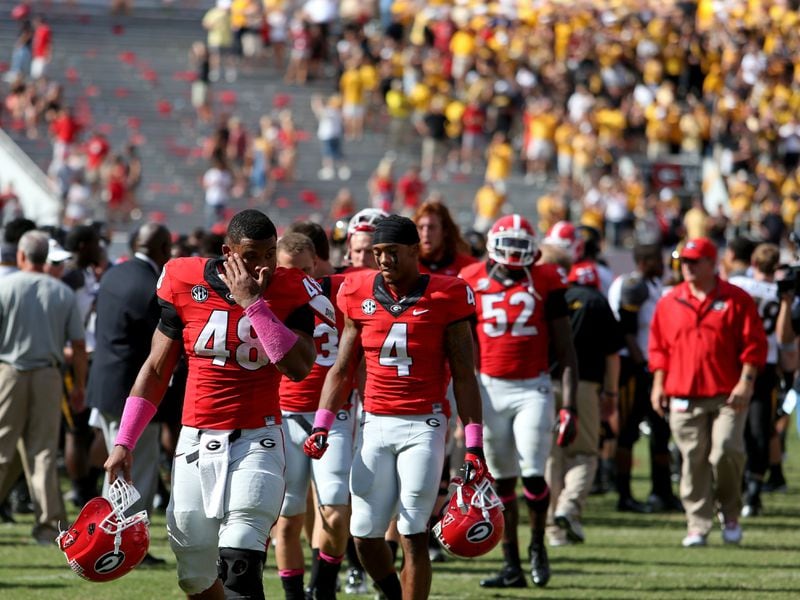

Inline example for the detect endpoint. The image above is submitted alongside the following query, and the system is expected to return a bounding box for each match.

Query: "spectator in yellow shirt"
[485,132,513,186]
[340,57,365,140]
[473,181,506,234]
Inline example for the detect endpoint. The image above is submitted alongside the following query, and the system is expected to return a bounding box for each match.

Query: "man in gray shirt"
[0,230,86,544]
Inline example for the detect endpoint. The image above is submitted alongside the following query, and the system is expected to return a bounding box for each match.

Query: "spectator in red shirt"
[460,100,485,173]
[395,165,425,217]
[30,14,51,80]
[49,106,80,175]
[84,131,110,193]
[649,238,767,548]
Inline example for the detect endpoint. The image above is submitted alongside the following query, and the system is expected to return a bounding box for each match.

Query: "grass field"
[2,429,800,600]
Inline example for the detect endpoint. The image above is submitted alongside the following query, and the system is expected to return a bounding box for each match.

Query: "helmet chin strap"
[487,261,542,300]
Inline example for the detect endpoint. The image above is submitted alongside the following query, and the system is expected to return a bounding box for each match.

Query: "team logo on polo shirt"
[191,285,209,303]
[712,300,727,312]
[361,299,376,315]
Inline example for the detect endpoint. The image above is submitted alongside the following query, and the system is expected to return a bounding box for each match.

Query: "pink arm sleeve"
[115,396,158,450]
[244,299,300,364]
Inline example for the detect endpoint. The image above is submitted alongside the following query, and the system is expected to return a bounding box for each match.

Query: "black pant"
[745,366,778,477]
[617,357,671,454]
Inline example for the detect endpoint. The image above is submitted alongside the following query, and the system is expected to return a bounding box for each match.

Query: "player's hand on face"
[220,252,265,309]
[104,445,133,484]
[303,427,329,459]
[461,448,492,485]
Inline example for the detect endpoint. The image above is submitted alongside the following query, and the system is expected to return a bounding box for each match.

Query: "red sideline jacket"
[648,278,767,398]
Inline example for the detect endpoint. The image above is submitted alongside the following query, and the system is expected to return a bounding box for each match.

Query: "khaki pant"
[546,381,600,532]
[669,396,746,535]
[0,363,66,529]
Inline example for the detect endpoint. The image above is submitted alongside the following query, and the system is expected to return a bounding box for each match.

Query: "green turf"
[2,430,800,599]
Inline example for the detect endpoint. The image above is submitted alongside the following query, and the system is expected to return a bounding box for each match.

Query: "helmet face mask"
[487,214,538,267]
[58,479,150,582]
[432,477,505,559]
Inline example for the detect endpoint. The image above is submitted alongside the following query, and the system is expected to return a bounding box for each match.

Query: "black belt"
[286,414,313,435]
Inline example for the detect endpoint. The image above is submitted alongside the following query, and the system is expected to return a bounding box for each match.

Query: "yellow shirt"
[385,89,410,119]
[340,69,364,106]
[485,142,512,182]
[359,64,379,92]
[230,0,249,29]
[554,122,576,156]
[683,207,708,239]
[203,8,233,49]
[528,113,558,141]
[450,31,476,58]
[475,185,504,220]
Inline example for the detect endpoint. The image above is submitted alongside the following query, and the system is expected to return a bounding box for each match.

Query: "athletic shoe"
[741,492,762,518]
[647,493,683,513]
[554,512,585,543]
[344,568,369,595]
[529,542,550,588]
[681,532,707,547]
[762,471,787,493]
[722,520,743,545]
[617,496,653,514]
[32,524,60,546]
[479,564,527,588]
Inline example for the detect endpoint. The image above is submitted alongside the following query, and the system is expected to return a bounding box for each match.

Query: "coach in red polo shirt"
[648,238,767,548]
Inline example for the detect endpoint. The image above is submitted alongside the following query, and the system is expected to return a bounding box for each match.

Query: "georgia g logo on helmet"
[94,551,126,574]
[466,522,494,543]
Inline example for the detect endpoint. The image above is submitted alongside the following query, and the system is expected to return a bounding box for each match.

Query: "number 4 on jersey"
[379,322,412,376]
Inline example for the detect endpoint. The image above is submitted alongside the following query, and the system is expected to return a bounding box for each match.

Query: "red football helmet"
[487,214,538,267]
[432,477,505,559]
[58,479,150,582]
[347,208,389,237]
[543,220,584,261]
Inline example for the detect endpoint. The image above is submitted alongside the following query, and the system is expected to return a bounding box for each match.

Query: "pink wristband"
[313,408,336,431]
[245,299,299,364]
[464,423,483,448]
[115,396,157,450]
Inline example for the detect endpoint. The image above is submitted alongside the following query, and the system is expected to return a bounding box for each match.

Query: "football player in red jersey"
[104,210,335,600]
[304,215,487,600]
[460,214,579,589]
[414,199,477,276]
[274,233,354,600]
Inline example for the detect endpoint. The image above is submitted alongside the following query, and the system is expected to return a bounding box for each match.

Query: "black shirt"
[566,285,625,384]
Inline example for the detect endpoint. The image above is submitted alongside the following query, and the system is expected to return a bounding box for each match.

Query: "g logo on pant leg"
[336,411,349,421]
[426,418,441,428]
[260,438,276,449]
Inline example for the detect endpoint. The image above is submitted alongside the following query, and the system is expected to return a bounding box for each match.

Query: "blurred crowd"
[2,9,143,232]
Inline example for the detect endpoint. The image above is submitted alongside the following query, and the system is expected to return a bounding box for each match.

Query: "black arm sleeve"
[157,298,184,340]
[286,304,315,337]
[545,289,569,321]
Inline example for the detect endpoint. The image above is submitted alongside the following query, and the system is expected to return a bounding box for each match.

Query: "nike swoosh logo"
[412,309,429,315]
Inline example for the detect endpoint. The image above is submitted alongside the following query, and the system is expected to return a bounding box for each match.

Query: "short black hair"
[633,243,662,263]
[226,209,277,244]
[728,236,757,263]
[287,221,330,261]
[64,224,99,252]
[3,218,36,245]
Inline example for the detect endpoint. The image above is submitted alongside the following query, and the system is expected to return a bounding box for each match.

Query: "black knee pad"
[217,547,266,600]
[522,476,550,513]
[495,477,517,502]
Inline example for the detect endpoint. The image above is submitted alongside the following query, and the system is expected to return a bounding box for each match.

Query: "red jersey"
[32,24,51,59]
[280,274,346,412]
[460,261,568,379]
[648,278,767,398]
[338,270,476,416]
[156,257,333,429]
[85,135,110,170]
[419,252,477,278]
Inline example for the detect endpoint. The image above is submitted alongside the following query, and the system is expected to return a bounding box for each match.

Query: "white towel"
[198,430,232,519]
